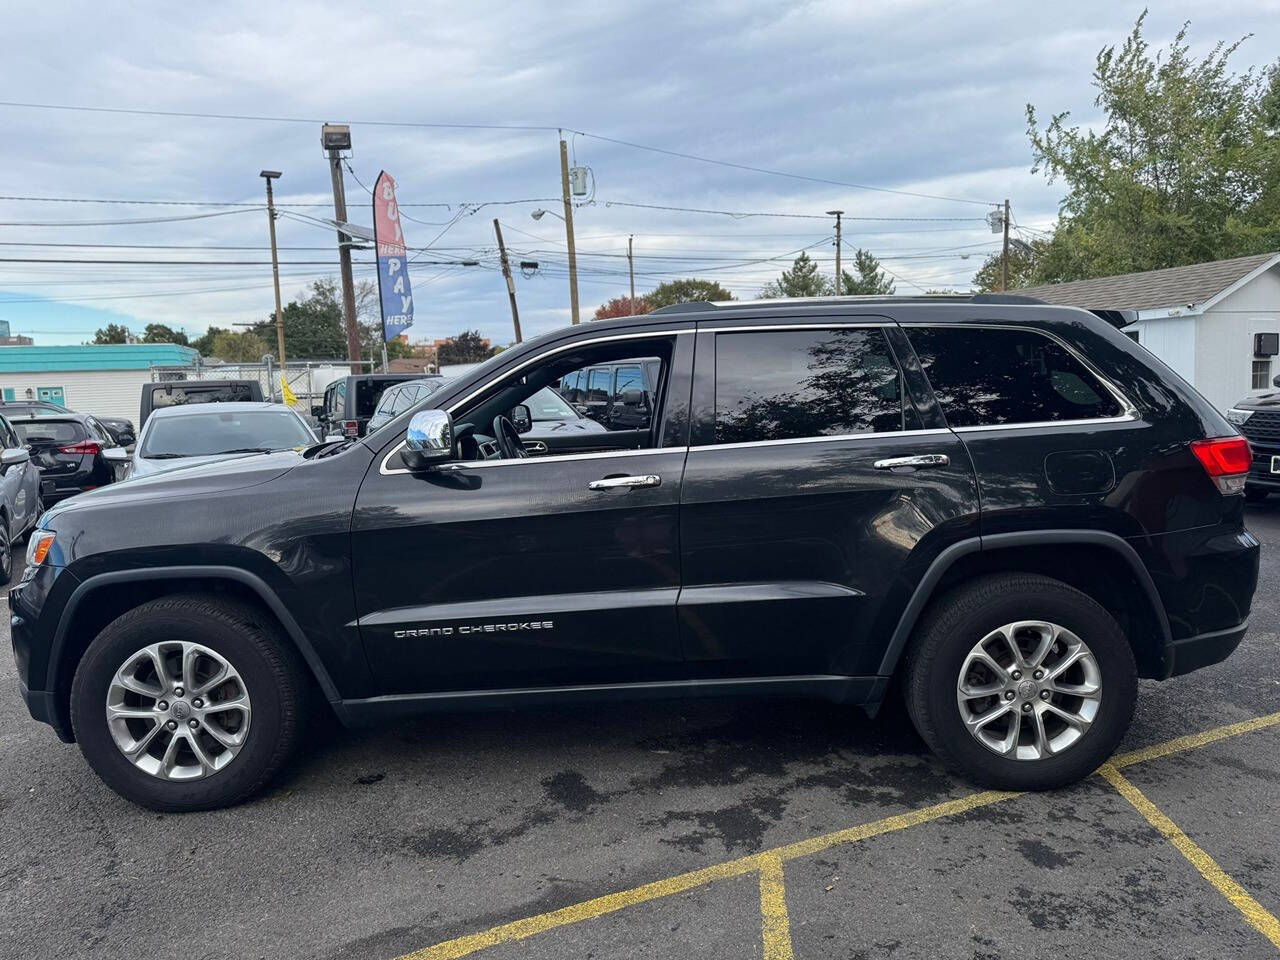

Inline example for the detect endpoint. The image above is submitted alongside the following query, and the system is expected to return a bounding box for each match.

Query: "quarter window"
[907,326,1122,427]
[713,328,910,445]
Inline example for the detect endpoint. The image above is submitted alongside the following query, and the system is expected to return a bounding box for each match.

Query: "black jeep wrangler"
[10,295,1259,810]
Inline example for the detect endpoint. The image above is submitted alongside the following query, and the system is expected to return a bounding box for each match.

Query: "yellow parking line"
[1099,763,1280,950]
[397,713,1280,960]
[1111,711,1280,769]
[759,853,795,960]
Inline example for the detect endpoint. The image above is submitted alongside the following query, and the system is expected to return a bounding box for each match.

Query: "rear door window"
[906,326,1123,427]
[712,327,911,444]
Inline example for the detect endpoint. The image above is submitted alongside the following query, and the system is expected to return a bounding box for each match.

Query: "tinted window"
[714,328,908,444]
[13,420,82,445]
[907,326,1122,427]
[151,383,254,410]
[613,365,645,396]
[525,387,577,421]
[587,369,611,401]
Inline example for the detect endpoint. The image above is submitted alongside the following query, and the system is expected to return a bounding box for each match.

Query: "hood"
[44,449,304,518]
[1235,391,1280,410]
[130,449,288,480]
[525,417,609,439]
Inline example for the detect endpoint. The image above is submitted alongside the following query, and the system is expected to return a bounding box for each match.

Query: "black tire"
[70,594,307,811]
[903,573,1137,791]
[0,520,12,586]
[1245,487,1269,503]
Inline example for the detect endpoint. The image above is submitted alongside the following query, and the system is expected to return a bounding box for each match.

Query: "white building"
[1019,252,1280,412]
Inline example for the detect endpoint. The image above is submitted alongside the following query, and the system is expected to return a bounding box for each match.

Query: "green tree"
[839,249,896,295]
[1025,14,1280,283]
[192,326,226,357]
[250,278,348,360]
[760,252,830,298]
[437,330,495,365]
[141,323,189,346]
[93,323,131,344]
[208,330,269,363]
[644,278,734,308]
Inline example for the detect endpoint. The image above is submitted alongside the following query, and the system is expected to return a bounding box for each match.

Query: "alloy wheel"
[955,620,1101,760]
[105,641,252,781]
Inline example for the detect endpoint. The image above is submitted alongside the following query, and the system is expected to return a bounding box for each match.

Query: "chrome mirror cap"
[400,409,455,471]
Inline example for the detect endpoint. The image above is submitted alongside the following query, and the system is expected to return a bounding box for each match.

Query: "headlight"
[26,530,55,568]
[1226,408,1254,426]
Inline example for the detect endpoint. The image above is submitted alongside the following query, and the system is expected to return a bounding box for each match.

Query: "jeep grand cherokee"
[10,295,1259,810]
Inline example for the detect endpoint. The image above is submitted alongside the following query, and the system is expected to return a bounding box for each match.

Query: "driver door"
[350,327,695,696]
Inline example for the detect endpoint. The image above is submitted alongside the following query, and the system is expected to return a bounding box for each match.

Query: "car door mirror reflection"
[510,404,533,434]
[400,409,456,472]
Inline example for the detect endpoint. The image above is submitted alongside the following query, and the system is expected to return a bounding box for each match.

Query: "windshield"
[525,387,577,421]
[140,410,315,458]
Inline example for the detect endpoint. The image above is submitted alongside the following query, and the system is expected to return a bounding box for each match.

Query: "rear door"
[677,318,979,680]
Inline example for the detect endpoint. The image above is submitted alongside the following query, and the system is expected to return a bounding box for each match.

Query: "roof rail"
[649,292,1047,315]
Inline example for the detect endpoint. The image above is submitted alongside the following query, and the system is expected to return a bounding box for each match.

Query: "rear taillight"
[1190,437,1251,494]
[343,420,360,437]
[58,440,101,455]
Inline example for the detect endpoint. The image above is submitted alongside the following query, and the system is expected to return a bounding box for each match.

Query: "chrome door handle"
[873,454,949,470]
[588,474,661,491]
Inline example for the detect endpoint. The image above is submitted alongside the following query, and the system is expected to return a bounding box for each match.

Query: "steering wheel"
[492,415,528,459]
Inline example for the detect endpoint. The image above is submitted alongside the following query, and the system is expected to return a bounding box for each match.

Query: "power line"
[0,209,261,227]
[0,101,1002,207]
[601,200,986,221]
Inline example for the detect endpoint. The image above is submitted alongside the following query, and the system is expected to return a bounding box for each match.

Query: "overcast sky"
[2,0,1278,349]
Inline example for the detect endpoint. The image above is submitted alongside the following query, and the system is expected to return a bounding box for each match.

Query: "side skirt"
[338,675,879,725]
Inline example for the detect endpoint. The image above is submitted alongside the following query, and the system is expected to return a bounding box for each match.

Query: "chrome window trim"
[691,428,953,453]
[381,444,687,475]
[379,328,690,476]
[707,322,890,333]
[951,414,1138,433]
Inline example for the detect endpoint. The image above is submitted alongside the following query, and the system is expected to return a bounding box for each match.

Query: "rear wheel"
[71,595,306,811]
[0,521,12,585]
[903,573,1137,790]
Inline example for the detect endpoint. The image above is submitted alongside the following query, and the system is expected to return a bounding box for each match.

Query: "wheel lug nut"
[1004,691,1015,701]
[192,698,203,709]
[173,686,185,697]
[1040,690,1050,700]
[188,719,199,729]
[1011,671,1022,681]
[166,719,178,730]
[1033,670,1044,680]
[157,700,168,711]
[1021,702,1032,712]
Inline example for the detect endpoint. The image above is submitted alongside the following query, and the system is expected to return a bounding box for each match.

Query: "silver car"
[126,402,319,480]
[0,413,41,583]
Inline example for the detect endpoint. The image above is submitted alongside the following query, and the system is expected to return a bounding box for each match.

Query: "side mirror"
[399,409,455,472]
[619,389,645,405]
[117,431,136,446]
[102,447,131,464]
[510,404,533,434]
[1272,374,1280,389]
[311,404,326,418]
[1,448,29,466]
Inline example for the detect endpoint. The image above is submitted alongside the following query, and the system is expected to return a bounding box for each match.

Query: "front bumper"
[8,563,78,743]
[1166,622,1249,677]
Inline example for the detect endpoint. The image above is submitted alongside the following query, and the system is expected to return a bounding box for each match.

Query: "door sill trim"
[339,675,877,724]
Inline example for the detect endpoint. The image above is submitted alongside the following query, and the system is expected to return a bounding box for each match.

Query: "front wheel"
[903,573,1137,791]
[70,595,307,811]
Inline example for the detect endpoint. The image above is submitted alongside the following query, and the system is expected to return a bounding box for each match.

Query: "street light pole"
[260,170,286,374]
[1001,198,1011,293]
[628,234,635,304]
[493,218,522,343]
[559,137,581,324]
[322,124,363,372]
[827,210,844,296]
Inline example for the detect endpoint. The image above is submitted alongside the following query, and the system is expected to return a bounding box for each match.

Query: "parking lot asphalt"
[3,508,1280,960]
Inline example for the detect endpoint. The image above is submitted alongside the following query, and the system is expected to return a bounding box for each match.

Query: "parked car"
[10,294,1260,811]
[128,403,319,480]
[8,413,122,506]
[0,400,136,447]
[556,357,662,430]
[365,377,448,433]
[1226,381,1280,501]
[0,413,41,583]
[139,379,264,428]
[513,385,608,455]
[319,373,434,438]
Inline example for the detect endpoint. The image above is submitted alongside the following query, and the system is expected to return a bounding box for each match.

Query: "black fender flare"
[49,565,343,704]
[875,529,1173,678]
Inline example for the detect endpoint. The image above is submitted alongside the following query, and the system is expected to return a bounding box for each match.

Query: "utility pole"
[260,170,286,371]
[559,136,581,324]
[628,235,635,305]
[322,124,363,372]
[493,218,522,343]
[1001,198,1011,293]
[827,210,844,295]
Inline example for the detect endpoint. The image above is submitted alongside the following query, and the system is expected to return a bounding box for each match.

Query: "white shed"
[1018,252,1280,413]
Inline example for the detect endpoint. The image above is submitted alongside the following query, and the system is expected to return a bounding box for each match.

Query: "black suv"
[1226,387,1280,501]
[318,373,425,438]
[10,296,1259,810]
